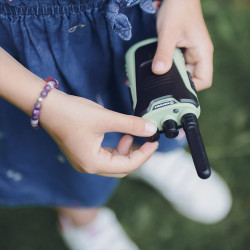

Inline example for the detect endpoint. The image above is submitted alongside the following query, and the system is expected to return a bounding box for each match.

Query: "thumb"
[101,110,157,137]
[152,32,178,75]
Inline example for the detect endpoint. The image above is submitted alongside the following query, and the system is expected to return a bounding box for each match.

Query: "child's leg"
[130,141,232,224]
[58,207,99,227]
[57,206,139,250]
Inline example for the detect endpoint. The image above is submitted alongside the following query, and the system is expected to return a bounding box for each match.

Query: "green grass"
[1,1,250,249]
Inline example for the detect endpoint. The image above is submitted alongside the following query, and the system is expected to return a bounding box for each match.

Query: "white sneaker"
[130,149,232,224]
[59,207,139,250]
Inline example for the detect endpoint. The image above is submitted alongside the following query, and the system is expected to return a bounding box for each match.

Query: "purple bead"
[32,109,40,116]
[32,115,39,120]
[40,90,47,98]
[34,102,42,110]
[44,84,52,92]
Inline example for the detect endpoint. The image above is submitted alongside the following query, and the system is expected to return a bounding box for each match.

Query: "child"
[0,0,232,249]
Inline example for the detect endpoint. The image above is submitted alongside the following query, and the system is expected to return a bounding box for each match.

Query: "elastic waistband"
[0,0,107,15]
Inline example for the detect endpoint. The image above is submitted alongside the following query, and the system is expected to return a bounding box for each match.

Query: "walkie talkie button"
[146,130,160,142]
[163,120,179,138]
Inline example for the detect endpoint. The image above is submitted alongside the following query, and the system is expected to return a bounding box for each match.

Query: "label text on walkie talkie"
[152,100,176,110]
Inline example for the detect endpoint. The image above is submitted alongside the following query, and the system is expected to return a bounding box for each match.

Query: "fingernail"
[145,122,157,135]
[152,61,166,71]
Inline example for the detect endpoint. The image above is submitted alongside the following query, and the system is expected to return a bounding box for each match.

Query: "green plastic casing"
[125,38,200,131]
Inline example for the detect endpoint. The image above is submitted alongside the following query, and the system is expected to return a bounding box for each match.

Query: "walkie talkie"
[125,38,211,179]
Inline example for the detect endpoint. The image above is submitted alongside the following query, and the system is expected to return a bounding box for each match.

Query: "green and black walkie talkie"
[125,38,211,179]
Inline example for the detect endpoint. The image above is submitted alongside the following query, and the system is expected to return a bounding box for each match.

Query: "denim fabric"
[0,0,186,207]
[105,0,155,40]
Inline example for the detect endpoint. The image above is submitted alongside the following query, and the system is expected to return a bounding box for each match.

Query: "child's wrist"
[30,79,59,129]
[38,88,68,134]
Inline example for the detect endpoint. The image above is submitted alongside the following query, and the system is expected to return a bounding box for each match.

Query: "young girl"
[0,0,231,249]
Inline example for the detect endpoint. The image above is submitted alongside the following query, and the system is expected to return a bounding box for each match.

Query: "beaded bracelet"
[30,79,59,129]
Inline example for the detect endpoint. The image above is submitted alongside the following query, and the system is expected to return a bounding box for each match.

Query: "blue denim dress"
[0,0,186,207]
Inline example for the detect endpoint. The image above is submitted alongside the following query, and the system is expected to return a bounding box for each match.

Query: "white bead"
[30,119,39,127]
[37,97,43,103]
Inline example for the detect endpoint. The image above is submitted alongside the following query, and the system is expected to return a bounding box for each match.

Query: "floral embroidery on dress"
[106,0,155,40]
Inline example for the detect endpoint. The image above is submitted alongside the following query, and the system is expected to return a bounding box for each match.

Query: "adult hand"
[152,0,214,91]
[40,91,158,178]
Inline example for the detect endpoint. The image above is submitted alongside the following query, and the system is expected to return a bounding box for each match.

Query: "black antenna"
[181,113,211,179]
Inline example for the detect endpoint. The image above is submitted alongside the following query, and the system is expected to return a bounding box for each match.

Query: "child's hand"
[152,0,214,91]
[40,91,158,178]
[0,48,158,178]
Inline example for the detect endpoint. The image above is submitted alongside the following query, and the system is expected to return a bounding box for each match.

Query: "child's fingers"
[100,110,157,137]
[185,64,195,76]
[184,46,213,91]
[96,141,158,177]
[193,55,213,91]
[104,135,133,156]
[152,32,178,75]
[115,135,133,156]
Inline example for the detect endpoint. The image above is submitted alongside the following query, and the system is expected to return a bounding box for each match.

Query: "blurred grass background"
[1,0,250,249]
